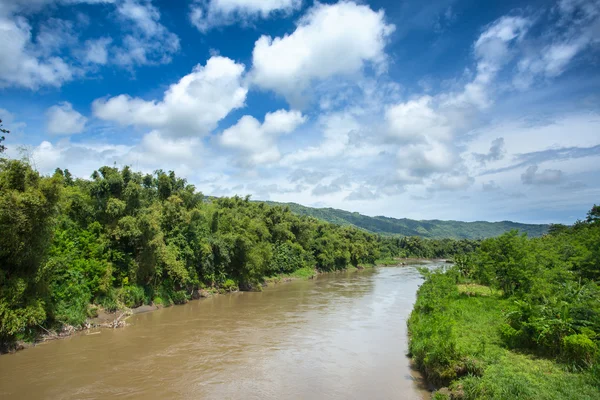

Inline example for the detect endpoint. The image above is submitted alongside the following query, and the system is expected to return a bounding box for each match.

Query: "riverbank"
[0,264,432,399]
[408,270,600,399]
[3,265,379,355]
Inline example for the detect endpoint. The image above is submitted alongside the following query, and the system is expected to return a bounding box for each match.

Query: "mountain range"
[264,202,549,239]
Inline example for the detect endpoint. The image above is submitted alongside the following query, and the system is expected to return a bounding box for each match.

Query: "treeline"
[379,236,479,260]
[0,160,473,347]
[408,205,600,399]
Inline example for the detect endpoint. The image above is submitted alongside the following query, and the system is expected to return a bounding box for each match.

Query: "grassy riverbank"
[408,206,600,399]
[409,271,600,399]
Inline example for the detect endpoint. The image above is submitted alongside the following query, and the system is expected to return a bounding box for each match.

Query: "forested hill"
[264,202,549,239]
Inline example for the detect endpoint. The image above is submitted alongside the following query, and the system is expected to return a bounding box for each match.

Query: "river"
[0,264,435,399]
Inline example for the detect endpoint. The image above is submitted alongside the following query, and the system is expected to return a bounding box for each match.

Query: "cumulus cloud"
[386,96,452,143]
[93,56,247,137]
[521,165,564,185]
[429,174,475,192]
[0,16,74,88]
[113,0,180,67]
[46,102,87,135]
[189,0,302,32]
[251,1,395,104]
[218,109,306,166]
[24,139,130,177]
[82,37,112,64]
[473,137,506,164]
[282,112,360,165]
[380,15,532,186]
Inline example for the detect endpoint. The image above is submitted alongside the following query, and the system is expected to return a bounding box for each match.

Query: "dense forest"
[266,201,549,239]
[408,205,600,399]
[0,159,477,350]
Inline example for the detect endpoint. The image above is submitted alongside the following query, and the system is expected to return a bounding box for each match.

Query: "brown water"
[0,265,434,400]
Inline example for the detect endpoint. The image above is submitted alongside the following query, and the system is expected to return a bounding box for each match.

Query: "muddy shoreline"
[2,259,443,356]
[1,271,318,355]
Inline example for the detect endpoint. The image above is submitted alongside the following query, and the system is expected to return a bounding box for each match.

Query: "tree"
[586,204,600,225]
[0,119,8,153]
[0,160,61,341]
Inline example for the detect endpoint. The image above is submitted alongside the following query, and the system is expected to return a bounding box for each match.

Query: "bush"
[221,279,238,292]
[171,290,188,305]
[562,334,598,368]
[499,323,528,349]
[117,285,145,308]
[96,289,118,312]
[50,269,92,327]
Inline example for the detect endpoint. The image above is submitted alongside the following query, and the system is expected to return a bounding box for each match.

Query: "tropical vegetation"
[408,205,600,399]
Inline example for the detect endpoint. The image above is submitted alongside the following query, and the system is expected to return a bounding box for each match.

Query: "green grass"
[263,266,317,284]
[289,266,317,279]
[408,275,600,399]
[375,258,402,265]
[457,283,503,297]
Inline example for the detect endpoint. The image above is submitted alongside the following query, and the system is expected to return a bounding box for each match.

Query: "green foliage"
[409,206,600,399]
[562,334,598,369]
[117,285,145,308]
[170,290,188,305]
[221,279,238,292]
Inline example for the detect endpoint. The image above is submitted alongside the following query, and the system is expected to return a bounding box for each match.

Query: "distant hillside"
[264,202,549,239]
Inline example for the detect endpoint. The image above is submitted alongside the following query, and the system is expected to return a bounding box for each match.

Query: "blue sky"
[1,0,599,224]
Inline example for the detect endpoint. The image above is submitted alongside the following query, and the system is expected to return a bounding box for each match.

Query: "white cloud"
[312,182,342,196]
[396,140,457,179]
[429,174,475,191]
[46,102,87,135]
[93,56,247,137]
[386,96,452,143]
[219,109,306,166]
[521,165,564,185]
[514,0,600,88]
[0,16,74,88]
[0,0,177,89]
[379,16,531,185]
[446,16,530,109]
[251,1,395,103]
[345,186,380,201]
[282,112,360,165]
[113,0,180,67]
[82,37,112,64]
[473,137,505,164]
[190,0,302,32]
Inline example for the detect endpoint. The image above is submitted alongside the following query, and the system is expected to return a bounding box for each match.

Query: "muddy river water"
[0,264,435,399]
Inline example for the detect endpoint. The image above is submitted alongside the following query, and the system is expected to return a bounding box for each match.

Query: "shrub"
[171,290,188,305]
[152,297,165,306]
[499,323,528,349]
[562,334,598,368]
[117,285,145,308]
[96,288,118,312]
[221,279,238,292]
